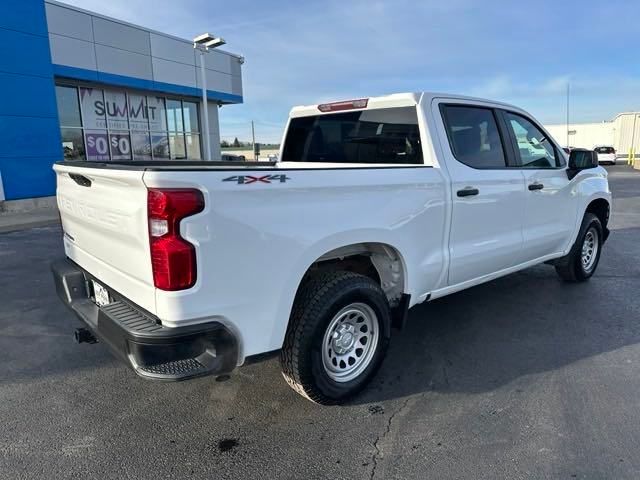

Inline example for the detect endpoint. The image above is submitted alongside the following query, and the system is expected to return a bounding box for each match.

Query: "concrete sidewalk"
[0,209,59,233]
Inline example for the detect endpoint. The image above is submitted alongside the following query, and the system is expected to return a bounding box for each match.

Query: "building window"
[183,101,201,160]
[55,84,202,162]
[55,86,85,160]
[169,133,186,160]
[60,128,85,161]
[167,99,184,132]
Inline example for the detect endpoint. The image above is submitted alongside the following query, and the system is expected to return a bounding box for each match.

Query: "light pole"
[193,33,226,161]
[566,81,570,148]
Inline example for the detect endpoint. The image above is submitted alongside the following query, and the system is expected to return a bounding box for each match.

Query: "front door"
[500,111,577,261]
[435,102,528,286]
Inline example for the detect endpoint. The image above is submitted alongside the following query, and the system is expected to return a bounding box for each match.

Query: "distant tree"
[233,137,241,148]
[220,140,230,148]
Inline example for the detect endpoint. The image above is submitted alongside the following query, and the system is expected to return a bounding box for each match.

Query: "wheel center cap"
[333,325,356,354]
[340,332,354,347]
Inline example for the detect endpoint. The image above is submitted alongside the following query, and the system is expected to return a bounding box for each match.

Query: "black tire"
[555,213,603,282]
[280,270,391,405]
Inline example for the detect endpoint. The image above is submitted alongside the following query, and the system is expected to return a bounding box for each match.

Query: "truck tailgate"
[54,163,156,313]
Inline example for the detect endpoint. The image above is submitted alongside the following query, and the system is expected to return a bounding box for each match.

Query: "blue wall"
[0,0,60,200]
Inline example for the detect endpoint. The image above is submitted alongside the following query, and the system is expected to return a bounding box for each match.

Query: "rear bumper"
[51,258,238,381]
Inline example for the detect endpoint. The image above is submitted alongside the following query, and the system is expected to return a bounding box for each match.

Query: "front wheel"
[555,213,603,282]
[280,271,391,405]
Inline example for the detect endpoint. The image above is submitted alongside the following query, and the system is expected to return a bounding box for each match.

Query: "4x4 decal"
[223,174,290,185]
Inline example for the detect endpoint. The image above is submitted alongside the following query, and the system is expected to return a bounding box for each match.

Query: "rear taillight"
[147,188,204,291]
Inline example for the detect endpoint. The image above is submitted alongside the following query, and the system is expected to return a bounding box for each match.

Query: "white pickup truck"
[52,92,611,405]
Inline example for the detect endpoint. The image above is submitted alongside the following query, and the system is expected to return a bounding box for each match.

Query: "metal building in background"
[0,0,243,203]
[545,112,640,160]
[613,112,640,158]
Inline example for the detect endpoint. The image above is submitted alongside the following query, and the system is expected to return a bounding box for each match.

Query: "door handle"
[457,187,479,197]
[69,173,92,187]
[528,182,544,191]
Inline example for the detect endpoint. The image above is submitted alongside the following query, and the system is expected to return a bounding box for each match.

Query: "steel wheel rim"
[581,227,599,272]
[321,303,380,383]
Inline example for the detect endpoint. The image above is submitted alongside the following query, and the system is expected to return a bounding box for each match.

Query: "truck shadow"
[353,234,640,404]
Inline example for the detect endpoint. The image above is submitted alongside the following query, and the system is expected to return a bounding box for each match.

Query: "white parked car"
[52,92,611,404]
[594,146,616,165]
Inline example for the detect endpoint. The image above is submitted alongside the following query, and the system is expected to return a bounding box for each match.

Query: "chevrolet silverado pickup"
[52,92,611,405]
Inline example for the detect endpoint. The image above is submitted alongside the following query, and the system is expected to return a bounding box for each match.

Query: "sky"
[61,0,640,143]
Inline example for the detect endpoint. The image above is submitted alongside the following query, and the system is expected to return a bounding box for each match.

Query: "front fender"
[565,167,611,252]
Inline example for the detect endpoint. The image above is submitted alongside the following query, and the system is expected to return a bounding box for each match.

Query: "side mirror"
[567,149,598,179]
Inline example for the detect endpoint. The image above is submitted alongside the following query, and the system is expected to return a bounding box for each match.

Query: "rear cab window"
[281,107,423,164]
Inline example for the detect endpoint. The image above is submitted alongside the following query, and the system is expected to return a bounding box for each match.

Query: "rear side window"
[441,105,507,169]
[281,107,423,164]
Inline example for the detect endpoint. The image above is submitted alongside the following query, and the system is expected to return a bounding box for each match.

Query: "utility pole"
[251,120,256,161]
[631,113,638,166]
[566,82,570,148]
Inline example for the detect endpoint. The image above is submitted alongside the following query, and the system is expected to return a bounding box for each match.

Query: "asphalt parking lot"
[1,164,639,480]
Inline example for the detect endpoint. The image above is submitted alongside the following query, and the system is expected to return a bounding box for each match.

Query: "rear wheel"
[280,271,391,405]
[555,213,603,282]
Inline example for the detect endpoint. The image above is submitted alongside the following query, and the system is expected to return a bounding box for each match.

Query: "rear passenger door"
[435,102,528,286]
[499,110,577,260]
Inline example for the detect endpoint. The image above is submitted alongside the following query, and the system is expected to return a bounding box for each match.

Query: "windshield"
[281,107,423,164]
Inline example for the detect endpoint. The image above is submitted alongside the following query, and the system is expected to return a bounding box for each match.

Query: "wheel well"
[586,198,610,229]
[301,243,405,307]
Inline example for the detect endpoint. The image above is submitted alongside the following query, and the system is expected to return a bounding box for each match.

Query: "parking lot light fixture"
[193,34,227,161]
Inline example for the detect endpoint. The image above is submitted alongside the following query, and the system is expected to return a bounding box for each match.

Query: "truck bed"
[56,160,278,171]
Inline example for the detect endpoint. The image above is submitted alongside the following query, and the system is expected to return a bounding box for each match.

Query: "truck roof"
[289,92,520,118]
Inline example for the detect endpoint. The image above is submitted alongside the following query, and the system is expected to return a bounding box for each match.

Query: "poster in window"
[80,88,106,129]
[103,90,129,130]
[132,133,152,161]
[151,133,170,159]
[147,96,168,131]
[128,94,149,132]
[109,132,132,160]
[85,130,110,161]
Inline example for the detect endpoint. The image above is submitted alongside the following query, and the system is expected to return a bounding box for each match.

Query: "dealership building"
[0,0,243,204]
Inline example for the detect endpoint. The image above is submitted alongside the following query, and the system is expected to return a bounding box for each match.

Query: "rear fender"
[269,231,409,349]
